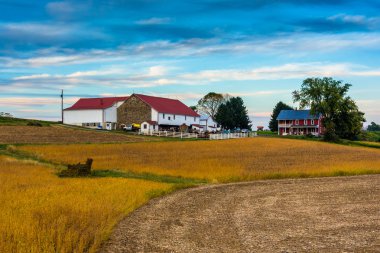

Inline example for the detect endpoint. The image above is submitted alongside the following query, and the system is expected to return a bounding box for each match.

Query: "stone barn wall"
[117,95,152,128]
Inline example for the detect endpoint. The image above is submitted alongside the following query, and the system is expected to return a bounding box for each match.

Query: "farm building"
[118,94,200,131]
[277,110,324,136]
[199,115,221,132]
[63,97,128,130]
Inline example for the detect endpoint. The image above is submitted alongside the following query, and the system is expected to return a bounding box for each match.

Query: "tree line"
[193,77,372,141]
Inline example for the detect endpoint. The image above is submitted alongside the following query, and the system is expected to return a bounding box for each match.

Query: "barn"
[117,94,200,130]
[63,96,128,130]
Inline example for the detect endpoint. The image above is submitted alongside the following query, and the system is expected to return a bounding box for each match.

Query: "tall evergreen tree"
[215,97,251,130]
[269,102,294,132]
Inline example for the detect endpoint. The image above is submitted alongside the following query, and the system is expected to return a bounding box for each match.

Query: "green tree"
[269,101,294,132]
[197,92,225,119]
[367,122,380,131]
[215,97,251,130]
[293,77,365,141]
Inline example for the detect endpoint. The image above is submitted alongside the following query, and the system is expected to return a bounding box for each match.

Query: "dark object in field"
[60,158,93,177]
[27,122,43,127]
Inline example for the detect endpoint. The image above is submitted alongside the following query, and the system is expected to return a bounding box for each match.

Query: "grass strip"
[90,169,208,184]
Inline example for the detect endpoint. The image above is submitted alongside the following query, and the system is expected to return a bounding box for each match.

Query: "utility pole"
[61,89,64,123]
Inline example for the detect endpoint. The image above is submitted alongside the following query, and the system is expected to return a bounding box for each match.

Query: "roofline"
[131,93,200,117]
[64,107,108,111]
[64,96,129,111]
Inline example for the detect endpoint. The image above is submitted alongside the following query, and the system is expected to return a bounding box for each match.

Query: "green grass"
[0,116,56,126]
[91,169,208,184]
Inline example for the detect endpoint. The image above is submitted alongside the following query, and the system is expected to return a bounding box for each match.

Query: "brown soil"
[0,125,151,144]
[101,175,380,253]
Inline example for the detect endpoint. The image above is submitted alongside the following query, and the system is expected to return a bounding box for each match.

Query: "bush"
[27,122,43,127]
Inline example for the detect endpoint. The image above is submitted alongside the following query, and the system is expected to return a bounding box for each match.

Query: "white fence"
[139,130,256,140]
[140,130,198,139]
[209,132,253,140]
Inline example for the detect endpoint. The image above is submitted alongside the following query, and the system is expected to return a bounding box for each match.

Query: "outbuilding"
[63,96,128,130]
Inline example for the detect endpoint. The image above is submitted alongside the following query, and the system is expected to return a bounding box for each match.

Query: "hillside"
[0,116,55,126]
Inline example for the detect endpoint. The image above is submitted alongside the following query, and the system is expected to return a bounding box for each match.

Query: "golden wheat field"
[0,155,171,253]
[19,137,380,182]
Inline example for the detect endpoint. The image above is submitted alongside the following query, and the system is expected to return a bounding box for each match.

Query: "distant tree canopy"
[367,122,380,131]
[197,92,225,119]
[269,101,293,132]
[0,112,13,118]
[293,77,365,141]
[215,96,251,130]
[189,105,197,111]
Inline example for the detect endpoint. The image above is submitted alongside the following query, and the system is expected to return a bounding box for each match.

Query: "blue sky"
[1,0,380,128]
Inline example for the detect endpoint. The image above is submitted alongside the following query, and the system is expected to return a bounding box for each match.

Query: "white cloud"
[135,17,171,25]
[0,97,77,107]
[66,68,125,78]
[147,66,168,76]
[3,32,380,68]
[1,22,73,37]
[8,62,380,91]
[13,74,51,80]
[327,14,380,27]
[178,63,362,82]
[46,1,88,20]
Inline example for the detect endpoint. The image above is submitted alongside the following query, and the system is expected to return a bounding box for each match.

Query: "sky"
[1,0,380,128]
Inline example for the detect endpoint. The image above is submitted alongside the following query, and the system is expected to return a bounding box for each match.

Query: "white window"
[295,120,299,125]
[194,117,196,122]
[304,120,307,125]
[185,116,187,120]
[173,115,176,120]
[311,120,315,125]
[168,116,171,120]
[163,114,165,119]
[143,124,147,129]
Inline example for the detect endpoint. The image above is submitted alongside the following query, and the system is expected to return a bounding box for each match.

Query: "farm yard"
[1,127,380,252]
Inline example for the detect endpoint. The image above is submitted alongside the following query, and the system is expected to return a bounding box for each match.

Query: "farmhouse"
[117,94,200,131]
[63,97,128,130]
[277,110,323,136]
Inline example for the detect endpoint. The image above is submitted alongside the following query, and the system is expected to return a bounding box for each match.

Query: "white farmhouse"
[63,96,128,130]
[199,115,221,132]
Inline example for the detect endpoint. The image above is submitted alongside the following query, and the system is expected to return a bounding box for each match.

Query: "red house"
[277,110,324,136]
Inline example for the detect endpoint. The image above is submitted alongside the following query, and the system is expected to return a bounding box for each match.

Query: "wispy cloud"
[0,97,77,107]
[135,17,172,25]
[327,14,380,27]
[7,62,380,91]
[2,33,380,68]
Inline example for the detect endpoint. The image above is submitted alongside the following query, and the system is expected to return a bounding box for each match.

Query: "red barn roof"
[134,94,199,117]
[64,96,129,110]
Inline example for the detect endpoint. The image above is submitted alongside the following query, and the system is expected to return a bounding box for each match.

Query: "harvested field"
[20,137,380,182]
[101,175,380,253]
[0,125,152,144]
